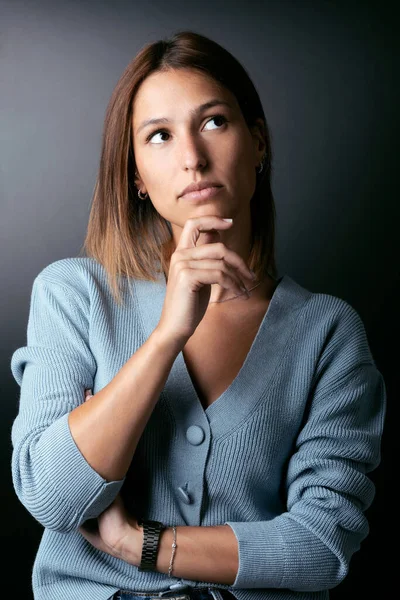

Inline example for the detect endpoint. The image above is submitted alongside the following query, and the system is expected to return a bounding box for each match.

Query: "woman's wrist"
[155,526,175,574]
[120,523,144,567]
[118,520,174,573]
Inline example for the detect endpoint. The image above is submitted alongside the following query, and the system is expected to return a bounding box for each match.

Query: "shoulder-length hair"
[79,30,278,306]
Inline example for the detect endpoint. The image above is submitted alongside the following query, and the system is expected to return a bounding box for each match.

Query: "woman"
[10,30,386,600]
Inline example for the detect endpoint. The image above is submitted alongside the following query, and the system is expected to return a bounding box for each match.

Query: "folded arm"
[150,362,386,592]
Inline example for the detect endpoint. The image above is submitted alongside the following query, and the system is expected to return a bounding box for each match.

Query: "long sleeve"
[225,303,387,592]
[10,272,124,533]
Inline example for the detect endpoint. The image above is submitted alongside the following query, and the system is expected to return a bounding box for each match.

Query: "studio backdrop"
[1,1,395,598]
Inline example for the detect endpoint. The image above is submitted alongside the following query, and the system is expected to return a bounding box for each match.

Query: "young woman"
[10,30,386,600]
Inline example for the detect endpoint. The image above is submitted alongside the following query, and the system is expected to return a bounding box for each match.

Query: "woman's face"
[132,68,265,239]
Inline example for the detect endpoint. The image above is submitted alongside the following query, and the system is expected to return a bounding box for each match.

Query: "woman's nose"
[180,137,207,171]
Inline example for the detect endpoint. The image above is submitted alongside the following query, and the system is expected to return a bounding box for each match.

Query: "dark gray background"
[1,0,396,597]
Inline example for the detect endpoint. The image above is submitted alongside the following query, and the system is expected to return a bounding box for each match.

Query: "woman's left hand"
[79,494,143,566]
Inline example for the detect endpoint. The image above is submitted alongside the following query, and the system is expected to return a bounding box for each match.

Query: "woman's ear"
[134,168,146,195]
[134,167,142,188]
[250,118,267,167]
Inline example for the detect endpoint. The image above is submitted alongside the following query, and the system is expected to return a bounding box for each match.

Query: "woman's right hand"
[156,215,256,347]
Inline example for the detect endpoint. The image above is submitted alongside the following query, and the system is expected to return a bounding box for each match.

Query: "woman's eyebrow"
[136,99,232,135]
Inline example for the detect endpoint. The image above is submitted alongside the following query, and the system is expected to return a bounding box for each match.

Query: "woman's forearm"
[131,524,239,585]
[157,524,239,584]
[68,328,182,481]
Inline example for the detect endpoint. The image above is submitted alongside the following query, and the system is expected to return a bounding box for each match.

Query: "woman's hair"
[79,30,278,306]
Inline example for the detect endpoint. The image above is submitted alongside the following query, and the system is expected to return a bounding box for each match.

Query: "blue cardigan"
[10,257,386,600]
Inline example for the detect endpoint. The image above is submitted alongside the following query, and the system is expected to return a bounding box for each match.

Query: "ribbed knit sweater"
[10,257,386,600]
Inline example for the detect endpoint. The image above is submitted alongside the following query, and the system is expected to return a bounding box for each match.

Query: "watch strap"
[137,518,166,571]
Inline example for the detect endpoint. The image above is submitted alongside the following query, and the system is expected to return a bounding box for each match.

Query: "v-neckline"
[180,275,284,415]
[132,262,312,434]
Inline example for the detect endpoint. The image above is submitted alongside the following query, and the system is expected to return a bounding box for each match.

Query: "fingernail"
[222,218,233,222]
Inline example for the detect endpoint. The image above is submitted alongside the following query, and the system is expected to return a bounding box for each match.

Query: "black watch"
[137,518,166,572]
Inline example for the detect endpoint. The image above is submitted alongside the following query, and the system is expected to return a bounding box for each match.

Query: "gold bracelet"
[168,526,177,577]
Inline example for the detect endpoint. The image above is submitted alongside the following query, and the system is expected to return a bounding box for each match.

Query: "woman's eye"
[203,114,227,131]
[147,114,227,144]
[147,130,170,144]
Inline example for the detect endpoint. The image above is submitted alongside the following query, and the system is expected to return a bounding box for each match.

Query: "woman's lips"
[180,186,223,202]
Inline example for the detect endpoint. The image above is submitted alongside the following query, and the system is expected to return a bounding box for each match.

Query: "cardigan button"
[186,425,205,445]
[169,583,190,590]
[177,486,192,504]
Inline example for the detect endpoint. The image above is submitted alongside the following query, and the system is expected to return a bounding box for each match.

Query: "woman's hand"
[79,494,143,566]
[157,216,256,347]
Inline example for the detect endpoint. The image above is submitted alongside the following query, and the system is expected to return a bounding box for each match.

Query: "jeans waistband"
[112,586,234,600]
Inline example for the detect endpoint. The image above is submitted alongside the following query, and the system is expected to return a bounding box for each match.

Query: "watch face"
[150,520,164,528]
[142,519,165,529]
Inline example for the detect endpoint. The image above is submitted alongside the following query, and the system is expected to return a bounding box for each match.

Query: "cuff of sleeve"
[38,412,124,519]
[224,520,286,588]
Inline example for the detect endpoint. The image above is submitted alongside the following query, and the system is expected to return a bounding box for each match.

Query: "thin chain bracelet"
[168,526,177,577]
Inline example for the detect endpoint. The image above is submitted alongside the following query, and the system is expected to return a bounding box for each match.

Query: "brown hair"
[79,29,278,306]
